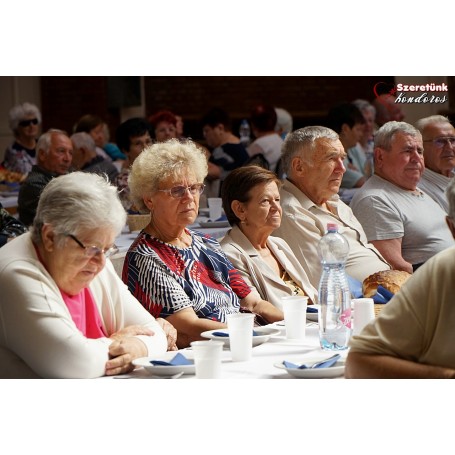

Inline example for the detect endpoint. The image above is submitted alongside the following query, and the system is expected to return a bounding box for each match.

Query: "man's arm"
[370,238,413,273]
[345,351,455,379]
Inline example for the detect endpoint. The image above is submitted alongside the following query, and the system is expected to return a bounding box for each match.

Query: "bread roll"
[362,270,411,298]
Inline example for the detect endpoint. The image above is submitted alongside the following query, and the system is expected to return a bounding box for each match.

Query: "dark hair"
[115,118,153,152]
[74,114,104,133]
[250,104,277,132]
[221,165,282,226]
[326,103,365,133]
[201,107,231,130]
[148,110,177,129]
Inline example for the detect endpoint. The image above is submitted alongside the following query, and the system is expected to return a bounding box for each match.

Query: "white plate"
[199,220,230,228]
[201,326,281,348]
[274,359,345,378]
[133,351,195,376]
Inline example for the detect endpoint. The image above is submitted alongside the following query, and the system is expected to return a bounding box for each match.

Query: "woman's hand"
[109,324,154,343]
[105,325,155,375]
[156,317,178,351]
[105,337,148,376]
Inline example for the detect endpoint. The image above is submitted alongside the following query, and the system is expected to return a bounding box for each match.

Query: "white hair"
[31,172,126,245]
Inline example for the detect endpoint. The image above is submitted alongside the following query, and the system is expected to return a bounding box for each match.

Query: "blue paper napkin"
[307,307,318,313]
[347,275,363,298]
[283,354,341,370]
[149,353,193,366]
[212,330,259,337]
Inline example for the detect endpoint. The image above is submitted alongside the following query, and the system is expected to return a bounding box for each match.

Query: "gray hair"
[129,138,208,212]
[374,121,421,150]
[281,126,339,176]
[352,99,376,117]
[447,177,455,220]
[8,102,42,132]
[37,129,69,155]
[70,132,96,152]
[31,172,126,246]
[414,115,451,134]
[274,108,293,134]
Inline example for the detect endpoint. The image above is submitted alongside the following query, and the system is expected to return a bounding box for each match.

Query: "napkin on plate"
[207,215,228,223]
[283,354,341,370]
[149,353,193,366]
[307,307,318,313]
[212,330,259,337]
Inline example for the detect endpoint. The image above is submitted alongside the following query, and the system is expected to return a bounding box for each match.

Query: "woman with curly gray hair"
[2,102,41,175]
[124,139,283,348]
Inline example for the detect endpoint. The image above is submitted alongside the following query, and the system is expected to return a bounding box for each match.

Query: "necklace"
[146,224,190,247]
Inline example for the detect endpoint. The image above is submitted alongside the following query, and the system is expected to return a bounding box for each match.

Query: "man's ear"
[291,155,306,177]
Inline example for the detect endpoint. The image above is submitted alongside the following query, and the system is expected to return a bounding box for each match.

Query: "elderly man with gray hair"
[70,132,119,183]
[273,126,390,291]
[350,121,454,274]
[18,129,73,226]
[346,177,455,379]
[414,115,455,213]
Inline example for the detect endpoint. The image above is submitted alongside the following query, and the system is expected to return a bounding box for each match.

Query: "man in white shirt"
[414,115,455,213]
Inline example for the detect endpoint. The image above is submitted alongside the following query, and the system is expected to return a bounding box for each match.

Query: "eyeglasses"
[423,137,455,148]
[18,118,39,127]
[67,234,119,259]
[157,183,205,198]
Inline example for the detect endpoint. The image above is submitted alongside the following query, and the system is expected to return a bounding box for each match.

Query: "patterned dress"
[122,229,251,321]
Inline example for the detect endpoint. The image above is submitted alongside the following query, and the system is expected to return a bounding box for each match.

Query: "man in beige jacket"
[273,126,390,290]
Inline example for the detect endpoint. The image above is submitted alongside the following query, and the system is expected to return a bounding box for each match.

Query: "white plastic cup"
[190,340,224,379]
[227,313,255,361]
[352,298,375,335]
[208,197,223,221]
[281,296,308,340]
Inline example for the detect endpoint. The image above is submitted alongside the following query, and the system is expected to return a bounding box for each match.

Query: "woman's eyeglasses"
[158,183,205,199]
[19,118,39,127]
[67,234,119,258]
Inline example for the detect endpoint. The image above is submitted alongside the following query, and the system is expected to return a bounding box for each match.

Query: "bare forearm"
[249,299,284,323]
[346,352,455,379]
[166,314,226,348]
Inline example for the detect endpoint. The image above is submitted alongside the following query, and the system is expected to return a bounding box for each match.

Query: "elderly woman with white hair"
[0,172,175,379]
[123,139,283,348]
[2,102,42,175]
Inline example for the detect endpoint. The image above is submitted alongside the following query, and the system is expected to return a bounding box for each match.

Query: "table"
[112,323,348,379]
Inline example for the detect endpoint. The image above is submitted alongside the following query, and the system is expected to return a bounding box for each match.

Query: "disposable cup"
[190,340,224,379]
[281,296,308,340]
[208,197,223,221]
[227,313,255,361]
[352,298,375,335]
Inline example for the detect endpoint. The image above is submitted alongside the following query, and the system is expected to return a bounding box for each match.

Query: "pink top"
[60,287,107,339]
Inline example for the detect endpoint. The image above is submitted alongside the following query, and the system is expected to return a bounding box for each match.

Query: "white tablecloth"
[112,324,348,379]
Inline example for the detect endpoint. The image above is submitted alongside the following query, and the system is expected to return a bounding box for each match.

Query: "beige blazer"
[220,225,317,309]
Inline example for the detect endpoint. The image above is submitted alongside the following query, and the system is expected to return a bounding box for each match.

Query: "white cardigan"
[0,233,167,378]
[220,225,318,309]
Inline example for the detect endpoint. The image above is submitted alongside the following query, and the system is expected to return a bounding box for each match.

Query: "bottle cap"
[327,223,338,232]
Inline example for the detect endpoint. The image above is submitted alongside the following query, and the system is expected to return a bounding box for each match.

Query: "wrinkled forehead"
[313,137,343,154]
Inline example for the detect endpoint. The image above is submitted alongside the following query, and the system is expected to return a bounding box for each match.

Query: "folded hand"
[156,317,178,351]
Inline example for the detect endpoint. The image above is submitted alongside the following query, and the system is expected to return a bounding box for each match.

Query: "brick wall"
[41,76,396,141]
[144,76,395,139]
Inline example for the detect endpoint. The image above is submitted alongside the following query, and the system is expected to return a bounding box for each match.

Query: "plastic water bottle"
[239,119,251,146]
[318,223,352,350]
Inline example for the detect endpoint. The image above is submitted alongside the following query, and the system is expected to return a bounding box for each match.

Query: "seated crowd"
[1,99,455,378]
